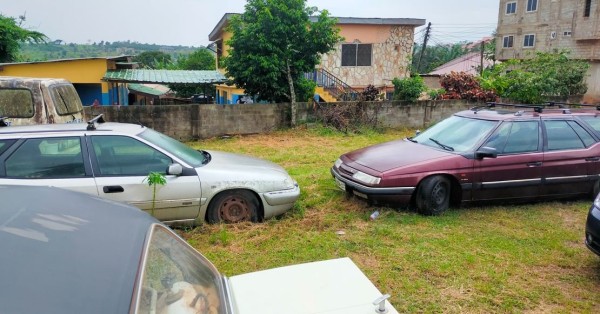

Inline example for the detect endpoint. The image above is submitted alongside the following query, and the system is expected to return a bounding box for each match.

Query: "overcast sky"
[2,0,500,47]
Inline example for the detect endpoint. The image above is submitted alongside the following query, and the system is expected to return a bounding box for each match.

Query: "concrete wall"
[85,100,474,141]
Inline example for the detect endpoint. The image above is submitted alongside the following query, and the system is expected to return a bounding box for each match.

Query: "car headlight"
[352,171,381,185]
[334,158,343,168]
[594,193,600,209]
[283,177,297,190]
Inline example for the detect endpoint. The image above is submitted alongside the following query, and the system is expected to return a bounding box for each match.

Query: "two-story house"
[208,13,425,104]
[496,0,600,102]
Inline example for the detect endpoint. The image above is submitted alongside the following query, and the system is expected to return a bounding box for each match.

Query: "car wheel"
[207,190,259,223]
[415,176,451,215]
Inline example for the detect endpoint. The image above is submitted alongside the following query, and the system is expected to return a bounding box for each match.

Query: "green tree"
[177,49,215,70]
[412,43,468,74]
[133,51,172,69]
[224,0,342,125]
[392,75,425,102]
[480,51,589,104]
[170,49,216,98]
[0,14,47,62]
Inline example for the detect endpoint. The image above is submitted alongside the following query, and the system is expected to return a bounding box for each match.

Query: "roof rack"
[0,117,10,127]
[86,114,105,130]
[544,101,600,111]
[471,102,545,113]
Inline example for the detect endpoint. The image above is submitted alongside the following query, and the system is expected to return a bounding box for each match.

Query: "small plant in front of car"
[144,172,167,217]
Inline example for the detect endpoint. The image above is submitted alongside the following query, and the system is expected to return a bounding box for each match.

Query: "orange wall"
[338,24,394,43]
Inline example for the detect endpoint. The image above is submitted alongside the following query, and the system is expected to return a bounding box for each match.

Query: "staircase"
[304,68,359,102]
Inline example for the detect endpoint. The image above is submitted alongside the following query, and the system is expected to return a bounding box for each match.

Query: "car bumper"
[330,167,415,203]
[261,184,301,219]
[586,205,600,257]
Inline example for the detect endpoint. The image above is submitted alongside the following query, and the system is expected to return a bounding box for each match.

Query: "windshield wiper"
[407,137,418,143]
[429,138,454,151]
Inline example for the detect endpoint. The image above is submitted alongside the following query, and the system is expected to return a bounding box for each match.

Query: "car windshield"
[139,128,206,167]
[134,225,227,314]
[412,115,498,153]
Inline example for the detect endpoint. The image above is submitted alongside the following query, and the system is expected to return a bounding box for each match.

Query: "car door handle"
[103,185,124,193]
[527,161,542,167]
[586,157,600,162]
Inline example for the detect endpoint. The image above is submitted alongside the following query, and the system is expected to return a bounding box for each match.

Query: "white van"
[0,76,84,126]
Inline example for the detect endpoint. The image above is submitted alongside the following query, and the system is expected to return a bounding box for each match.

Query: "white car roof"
[0,122,147,137]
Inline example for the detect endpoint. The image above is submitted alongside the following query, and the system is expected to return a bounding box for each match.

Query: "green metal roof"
[127,83,170,96]
[103,69,226,84]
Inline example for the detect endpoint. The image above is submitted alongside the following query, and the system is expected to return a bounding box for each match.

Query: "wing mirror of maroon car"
[475,147,498,159]
[167,163,183,176]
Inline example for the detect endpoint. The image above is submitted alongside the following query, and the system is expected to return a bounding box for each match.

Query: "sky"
[1,0,500,47]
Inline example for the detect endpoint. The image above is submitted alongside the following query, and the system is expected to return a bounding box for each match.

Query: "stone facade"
[85,100,473,141]
[320,25,415,92]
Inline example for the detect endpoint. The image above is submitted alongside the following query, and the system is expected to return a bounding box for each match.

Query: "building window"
[506,2,517,14]
[527,0,538,12]
[341,43,372,66]
[585,0,592,17]
[564,30,572,36]
[523,34,536,47]
[503,35,514,48]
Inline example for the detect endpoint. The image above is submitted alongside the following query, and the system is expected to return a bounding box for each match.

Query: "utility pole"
[480,40,485,76]
[416,22,432,74]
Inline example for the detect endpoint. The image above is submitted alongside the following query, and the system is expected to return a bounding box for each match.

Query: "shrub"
[392,76,425,102]
[440,71,496,102]
[360,84,380,101]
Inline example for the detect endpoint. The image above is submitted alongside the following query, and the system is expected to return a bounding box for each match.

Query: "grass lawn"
[182,126,600,313]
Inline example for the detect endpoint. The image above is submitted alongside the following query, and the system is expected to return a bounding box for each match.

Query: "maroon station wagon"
[331,103,600,215]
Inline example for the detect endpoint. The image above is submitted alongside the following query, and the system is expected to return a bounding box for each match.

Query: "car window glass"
[568,121,595,147]
[91,135,172,176]
[135,225,225,314]
[413,116,497,152]
[5,137,85,178]
[0,89,34,118]
[482,122,511,153]
[580,116,600,133]
[0,139,16,155]
[503,121,539,154]
[138,128,205,167]
[545,120,586,151]
[50,84,83,115]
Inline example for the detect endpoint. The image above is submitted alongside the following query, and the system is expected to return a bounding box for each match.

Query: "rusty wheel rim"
[219,196,251,223]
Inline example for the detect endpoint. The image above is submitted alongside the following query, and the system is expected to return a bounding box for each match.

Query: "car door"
[87,135,201,222]
[540,119,598,198]
[473,120,543,201]
[0,136,98,195]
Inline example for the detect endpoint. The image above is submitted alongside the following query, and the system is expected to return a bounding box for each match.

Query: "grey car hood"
[228,257,398,314]
[204,150,288,175]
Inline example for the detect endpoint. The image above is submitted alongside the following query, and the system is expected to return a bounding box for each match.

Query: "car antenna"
[87,114,105,130]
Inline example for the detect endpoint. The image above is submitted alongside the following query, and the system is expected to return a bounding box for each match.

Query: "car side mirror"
[475,147,498,159]
[167,163,183,176]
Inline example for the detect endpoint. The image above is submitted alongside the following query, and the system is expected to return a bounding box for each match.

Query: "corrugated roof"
[127,83,171,96]
[103,69,226,84]
[429,52,498,76]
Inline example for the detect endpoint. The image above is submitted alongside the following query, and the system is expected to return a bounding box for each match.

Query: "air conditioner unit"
[550,31,557,39]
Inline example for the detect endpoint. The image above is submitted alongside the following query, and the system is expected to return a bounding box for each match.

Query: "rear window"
[580,116,600,134]
[0,89,34,118]
[50,84,83,115]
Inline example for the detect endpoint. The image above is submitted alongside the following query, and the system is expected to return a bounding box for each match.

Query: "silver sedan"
[0,117,300,225]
